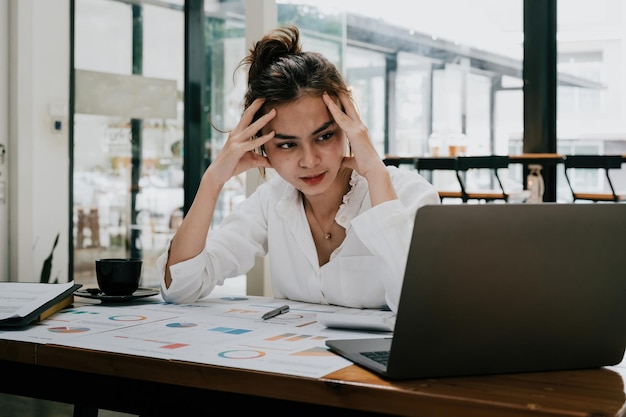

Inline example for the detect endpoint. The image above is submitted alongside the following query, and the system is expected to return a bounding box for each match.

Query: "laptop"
[325,203,626,380]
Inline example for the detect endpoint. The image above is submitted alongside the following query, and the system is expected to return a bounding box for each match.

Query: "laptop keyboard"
[361,350,390,367]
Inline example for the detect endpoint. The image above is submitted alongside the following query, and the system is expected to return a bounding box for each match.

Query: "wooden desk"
[1,338,625,417]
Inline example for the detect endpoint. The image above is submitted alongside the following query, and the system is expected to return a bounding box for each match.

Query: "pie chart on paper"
[218,349,266,359]
[48,326,90,333]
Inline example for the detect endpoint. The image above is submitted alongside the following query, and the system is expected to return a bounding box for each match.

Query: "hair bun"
[246,25,302,83]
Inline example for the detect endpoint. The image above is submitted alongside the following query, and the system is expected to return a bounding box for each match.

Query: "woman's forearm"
[164,168,224,287]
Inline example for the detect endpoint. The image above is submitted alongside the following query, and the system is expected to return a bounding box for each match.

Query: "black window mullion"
[183,0,206,215]
[523,0,557,201]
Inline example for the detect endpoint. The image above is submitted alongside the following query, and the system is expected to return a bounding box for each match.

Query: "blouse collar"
[276,170,367,230]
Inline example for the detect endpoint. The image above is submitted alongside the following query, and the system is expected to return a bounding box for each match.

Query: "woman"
[157,25,440,313]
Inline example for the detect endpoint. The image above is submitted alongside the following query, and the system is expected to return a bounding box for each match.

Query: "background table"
[384,154,566,202]
[508,153,565,202]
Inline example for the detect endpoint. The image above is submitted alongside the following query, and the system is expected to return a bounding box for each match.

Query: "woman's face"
[261,95,349,196]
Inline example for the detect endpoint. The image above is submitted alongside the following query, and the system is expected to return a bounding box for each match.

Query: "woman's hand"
[208,98,276,186]
[322,91,396,206]
[165,99,277,287]
[322,92,386,180]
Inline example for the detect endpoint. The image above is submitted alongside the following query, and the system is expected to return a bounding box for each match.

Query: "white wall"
[0,1,8,281]
[7,0,70,283]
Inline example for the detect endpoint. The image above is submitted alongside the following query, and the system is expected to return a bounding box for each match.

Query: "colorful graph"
[48,326,90,333]
[218,349,265,359]
[291,346,334,356]
[222,308,261,317]
[264,333,322,342]
[166,322,197,328]
[209,326,252,335]
[108,315,147,322]
[62,309,99,315]
[265,332,296,341]
[114,335,189,350]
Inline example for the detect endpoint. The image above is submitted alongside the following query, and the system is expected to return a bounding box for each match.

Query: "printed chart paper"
[0,294,392,378]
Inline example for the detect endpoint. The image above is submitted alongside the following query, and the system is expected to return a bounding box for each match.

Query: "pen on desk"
[262,304,290,320]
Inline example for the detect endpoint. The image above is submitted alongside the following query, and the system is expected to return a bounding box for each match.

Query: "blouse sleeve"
[157,185,271,304]
[351,167,440,312]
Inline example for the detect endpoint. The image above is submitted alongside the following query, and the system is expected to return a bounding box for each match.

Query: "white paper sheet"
[0,294,391,378]
[0,281,76,320]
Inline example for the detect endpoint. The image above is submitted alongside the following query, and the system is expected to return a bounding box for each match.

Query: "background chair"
[383,156,416,168]
[563,155,626,202]
[414,157,463,201]
[455,155,510,203]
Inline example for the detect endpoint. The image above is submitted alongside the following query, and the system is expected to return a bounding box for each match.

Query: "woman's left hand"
[322,92,386,180]
[323,91,397,207]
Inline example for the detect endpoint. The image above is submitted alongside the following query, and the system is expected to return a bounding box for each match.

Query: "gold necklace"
[304,200,335,240]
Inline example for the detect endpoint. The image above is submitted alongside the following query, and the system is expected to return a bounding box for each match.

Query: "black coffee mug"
[95,258,143,296]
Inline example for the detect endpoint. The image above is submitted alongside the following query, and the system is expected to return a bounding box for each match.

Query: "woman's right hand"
[208,98,276,186]
[164,98,276,288]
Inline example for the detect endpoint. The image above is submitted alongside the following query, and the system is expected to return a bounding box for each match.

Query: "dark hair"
[237,25,351,123]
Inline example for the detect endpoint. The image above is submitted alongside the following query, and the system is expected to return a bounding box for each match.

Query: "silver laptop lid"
[386,203,626,379]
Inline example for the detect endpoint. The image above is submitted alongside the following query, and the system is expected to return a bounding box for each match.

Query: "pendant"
[324,233,332,240]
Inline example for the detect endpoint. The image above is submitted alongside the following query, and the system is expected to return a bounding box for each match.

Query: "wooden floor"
[0,393,135,417]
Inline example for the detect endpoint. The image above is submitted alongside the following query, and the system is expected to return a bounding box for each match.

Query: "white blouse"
[156,166,440,312]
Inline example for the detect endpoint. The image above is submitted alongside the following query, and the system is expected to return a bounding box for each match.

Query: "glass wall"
[71,0,625,291]
[556,0,626,201]
[71,0,526,288]
[74,0,185,288]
